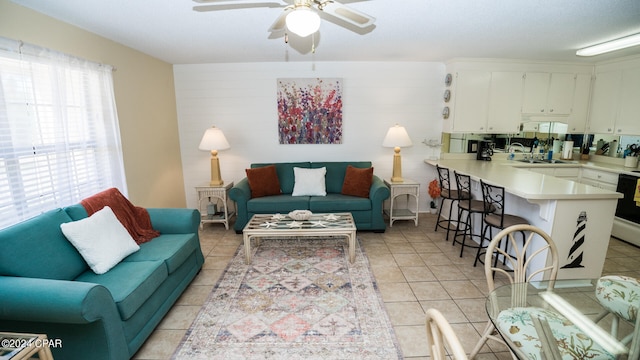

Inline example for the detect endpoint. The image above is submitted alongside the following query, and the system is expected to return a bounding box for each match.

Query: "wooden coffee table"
[242,213,357,264]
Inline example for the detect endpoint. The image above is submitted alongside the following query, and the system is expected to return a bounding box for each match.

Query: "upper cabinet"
[443,60,594,134]
[445,70,521,133]
[588,57,640,135]
[522,72,576,115]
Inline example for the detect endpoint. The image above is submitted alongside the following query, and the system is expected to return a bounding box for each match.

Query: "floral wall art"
[277,78,343,144]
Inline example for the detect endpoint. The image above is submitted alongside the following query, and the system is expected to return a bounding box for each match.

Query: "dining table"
[486,279,637,360]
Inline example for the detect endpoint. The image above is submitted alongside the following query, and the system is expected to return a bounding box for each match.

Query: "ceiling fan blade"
[268,10,290,33]
[317,1,375,28]
[194,2,285,12]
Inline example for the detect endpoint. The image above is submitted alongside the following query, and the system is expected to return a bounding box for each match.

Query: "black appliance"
[615,172,640,224]
[476,140,494,161]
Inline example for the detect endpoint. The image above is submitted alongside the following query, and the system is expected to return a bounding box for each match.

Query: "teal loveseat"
[0,205,204,360]
[229,161,390,233]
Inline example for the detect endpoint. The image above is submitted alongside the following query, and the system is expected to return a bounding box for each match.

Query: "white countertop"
[425,158,623,201]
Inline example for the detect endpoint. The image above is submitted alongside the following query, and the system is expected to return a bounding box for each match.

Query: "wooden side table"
[384,179,420,227]
[0,332,54,360]
[195,182,235,230]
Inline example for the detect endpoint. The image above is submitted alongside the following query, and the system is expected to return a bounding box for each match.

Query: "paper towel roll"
[553,139,562,154]
[562,141,574,159]
[609,140,619,157]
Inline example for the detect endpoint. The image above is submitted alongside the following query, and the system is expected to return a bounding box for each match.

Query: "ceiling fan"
[193,0,376,38]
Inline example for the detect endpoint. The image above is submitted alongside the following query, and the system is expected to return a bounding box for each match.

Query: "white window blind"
[0,37,127,229]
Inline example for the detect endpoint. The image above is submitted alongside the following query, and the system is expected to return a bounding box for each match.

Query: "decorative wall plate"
[443,89,450,102]
[445,73,452,86]
[442,106,450,119]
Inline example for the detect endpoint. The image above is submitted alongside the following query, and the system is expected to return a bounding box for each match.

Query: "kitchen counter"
[426,159,622,201]
[425,158,622,280]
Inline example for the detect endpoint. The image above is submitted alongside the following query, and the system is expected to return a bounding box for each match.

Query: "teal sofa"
[229,161,390,233]
[0,205,204,360]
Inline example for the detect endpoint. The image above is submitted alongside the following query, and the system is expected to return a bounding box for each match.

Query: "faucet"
[508,142,527,160]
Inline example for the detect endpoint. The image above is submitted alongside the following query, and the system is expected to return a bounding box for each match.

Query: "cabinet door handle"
[540,109,544,112]
[549,109,554,113]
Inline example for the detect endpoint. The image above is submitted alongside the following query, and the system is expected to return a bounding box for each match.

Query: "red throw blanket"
[81,188,160,244]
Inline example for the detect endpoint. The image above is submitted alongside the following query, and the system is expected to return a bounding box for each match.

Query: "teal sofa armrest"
[368,176,391,231]
[0,276,118,324]
[147,208,200,234]
[229,178,251,232]
[0,276,129,359]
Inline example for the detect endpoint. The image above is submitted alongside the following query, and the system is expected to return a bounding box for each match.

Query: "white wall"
[174,61,445,212]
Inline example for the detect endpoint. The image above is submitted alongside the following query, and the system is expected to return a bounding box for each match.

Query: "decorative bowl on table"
[288,210,312,221]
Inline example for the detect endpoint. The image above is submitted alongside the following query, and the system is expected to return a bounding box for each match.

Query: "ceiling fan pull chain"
[312,33,316,53]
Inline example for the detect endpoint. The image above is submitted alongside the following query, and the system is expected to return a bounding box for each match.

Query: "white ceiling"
[10,0,640,65]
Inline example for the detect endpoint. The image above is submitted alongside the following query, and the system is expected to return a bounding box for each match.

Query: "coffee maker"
[476,140,494,161]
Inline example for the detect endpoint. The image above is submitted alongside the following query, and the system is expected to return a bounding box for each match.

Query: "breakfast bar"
[425,159,623,280]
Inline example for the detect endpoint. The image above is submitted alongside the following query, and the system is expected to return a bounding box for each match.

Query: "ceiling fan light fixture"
[576,33,640,56]
[285,7,321,37]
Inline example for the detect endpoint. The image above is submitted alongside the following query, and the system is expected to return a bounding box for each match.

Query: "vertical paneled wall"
[174,61,445,212]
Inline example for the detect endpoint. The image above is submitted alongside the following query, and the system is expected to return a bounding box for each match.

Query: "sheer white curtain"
[0,37,127,229]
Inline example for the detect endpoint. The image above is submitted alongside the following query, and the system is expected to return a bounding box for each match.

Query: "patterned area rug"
[173,237,402,359]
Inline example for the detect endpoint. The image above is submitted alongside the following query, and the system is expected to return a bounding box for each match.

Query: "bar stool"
[452,171,495,258]
[474,180,530,267]
[434,165,469,241]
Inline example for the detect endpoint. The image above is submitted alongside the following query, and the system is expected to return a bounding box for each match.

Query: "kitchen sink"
[515,159,573,164]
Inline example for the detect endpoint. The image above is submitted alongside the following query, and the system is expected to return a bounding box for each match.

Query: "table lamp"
[199,126,230,186]
[382,124,412,183]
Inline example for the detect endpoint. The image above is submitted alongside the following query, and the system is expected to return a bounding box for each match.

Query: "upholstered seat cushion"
[247,194,310,213]
[75,260,168,321]
[123,234,198,274]
[441,189,470,200]
[596,275,640,322]
[309,193,371,212]
[459,199,493,213]
[497,307,615,359]
[485,213,529,228]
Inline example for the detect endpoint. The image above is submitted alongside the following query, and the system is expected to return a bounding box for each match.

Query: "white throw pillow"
[292,167,327,196]
[60,206,140,274]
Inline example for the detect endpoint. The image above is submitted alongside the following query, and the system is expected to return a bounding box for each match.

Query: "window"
[0,37,126,229]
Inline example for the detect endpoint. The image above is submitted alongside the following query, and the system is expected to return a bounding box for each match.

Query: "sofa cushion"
[309,194,372,212]
[246,165,282,198]
[311,162,372,194]
[0,208,88,280]
[292,167,327,196]
[61,206,140,275]
[75,260,168,321]
[247,194,310,213]
[123,233,197,274]
[341,165,374,198]
[252,162,311,194]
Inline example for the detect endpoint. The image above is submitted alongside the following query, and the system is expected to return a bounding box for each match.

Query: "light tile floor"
[133,213,640,359]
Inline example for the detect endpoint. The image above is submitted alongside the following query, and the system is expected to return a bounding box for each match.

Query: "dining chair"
[474,180,529,267]
[470,224,617,360]
[425,308,468,360]
[594,275,640,358]
[434,165,469,241]
[452,171,494,258]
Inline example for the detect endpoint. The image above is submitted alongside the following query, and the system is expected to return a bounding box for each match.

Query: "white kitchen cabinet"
[449,71,491,132]
[588,71,622,134]
[615,67,640,135]
[487,72,524,133]
[565,73,591,133]
[580,168,618,191]
[522,72,575,115]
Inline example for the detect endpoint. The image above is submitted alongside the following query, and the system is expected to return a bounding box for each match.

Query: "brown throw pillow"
[341,165,374,198]
[246,165,282,198]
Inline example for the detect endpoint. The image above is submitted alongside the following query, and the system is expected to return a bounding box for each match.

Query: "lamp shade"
[199,126,230,151]
[286,7,321,37]
[382,124,413,148]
